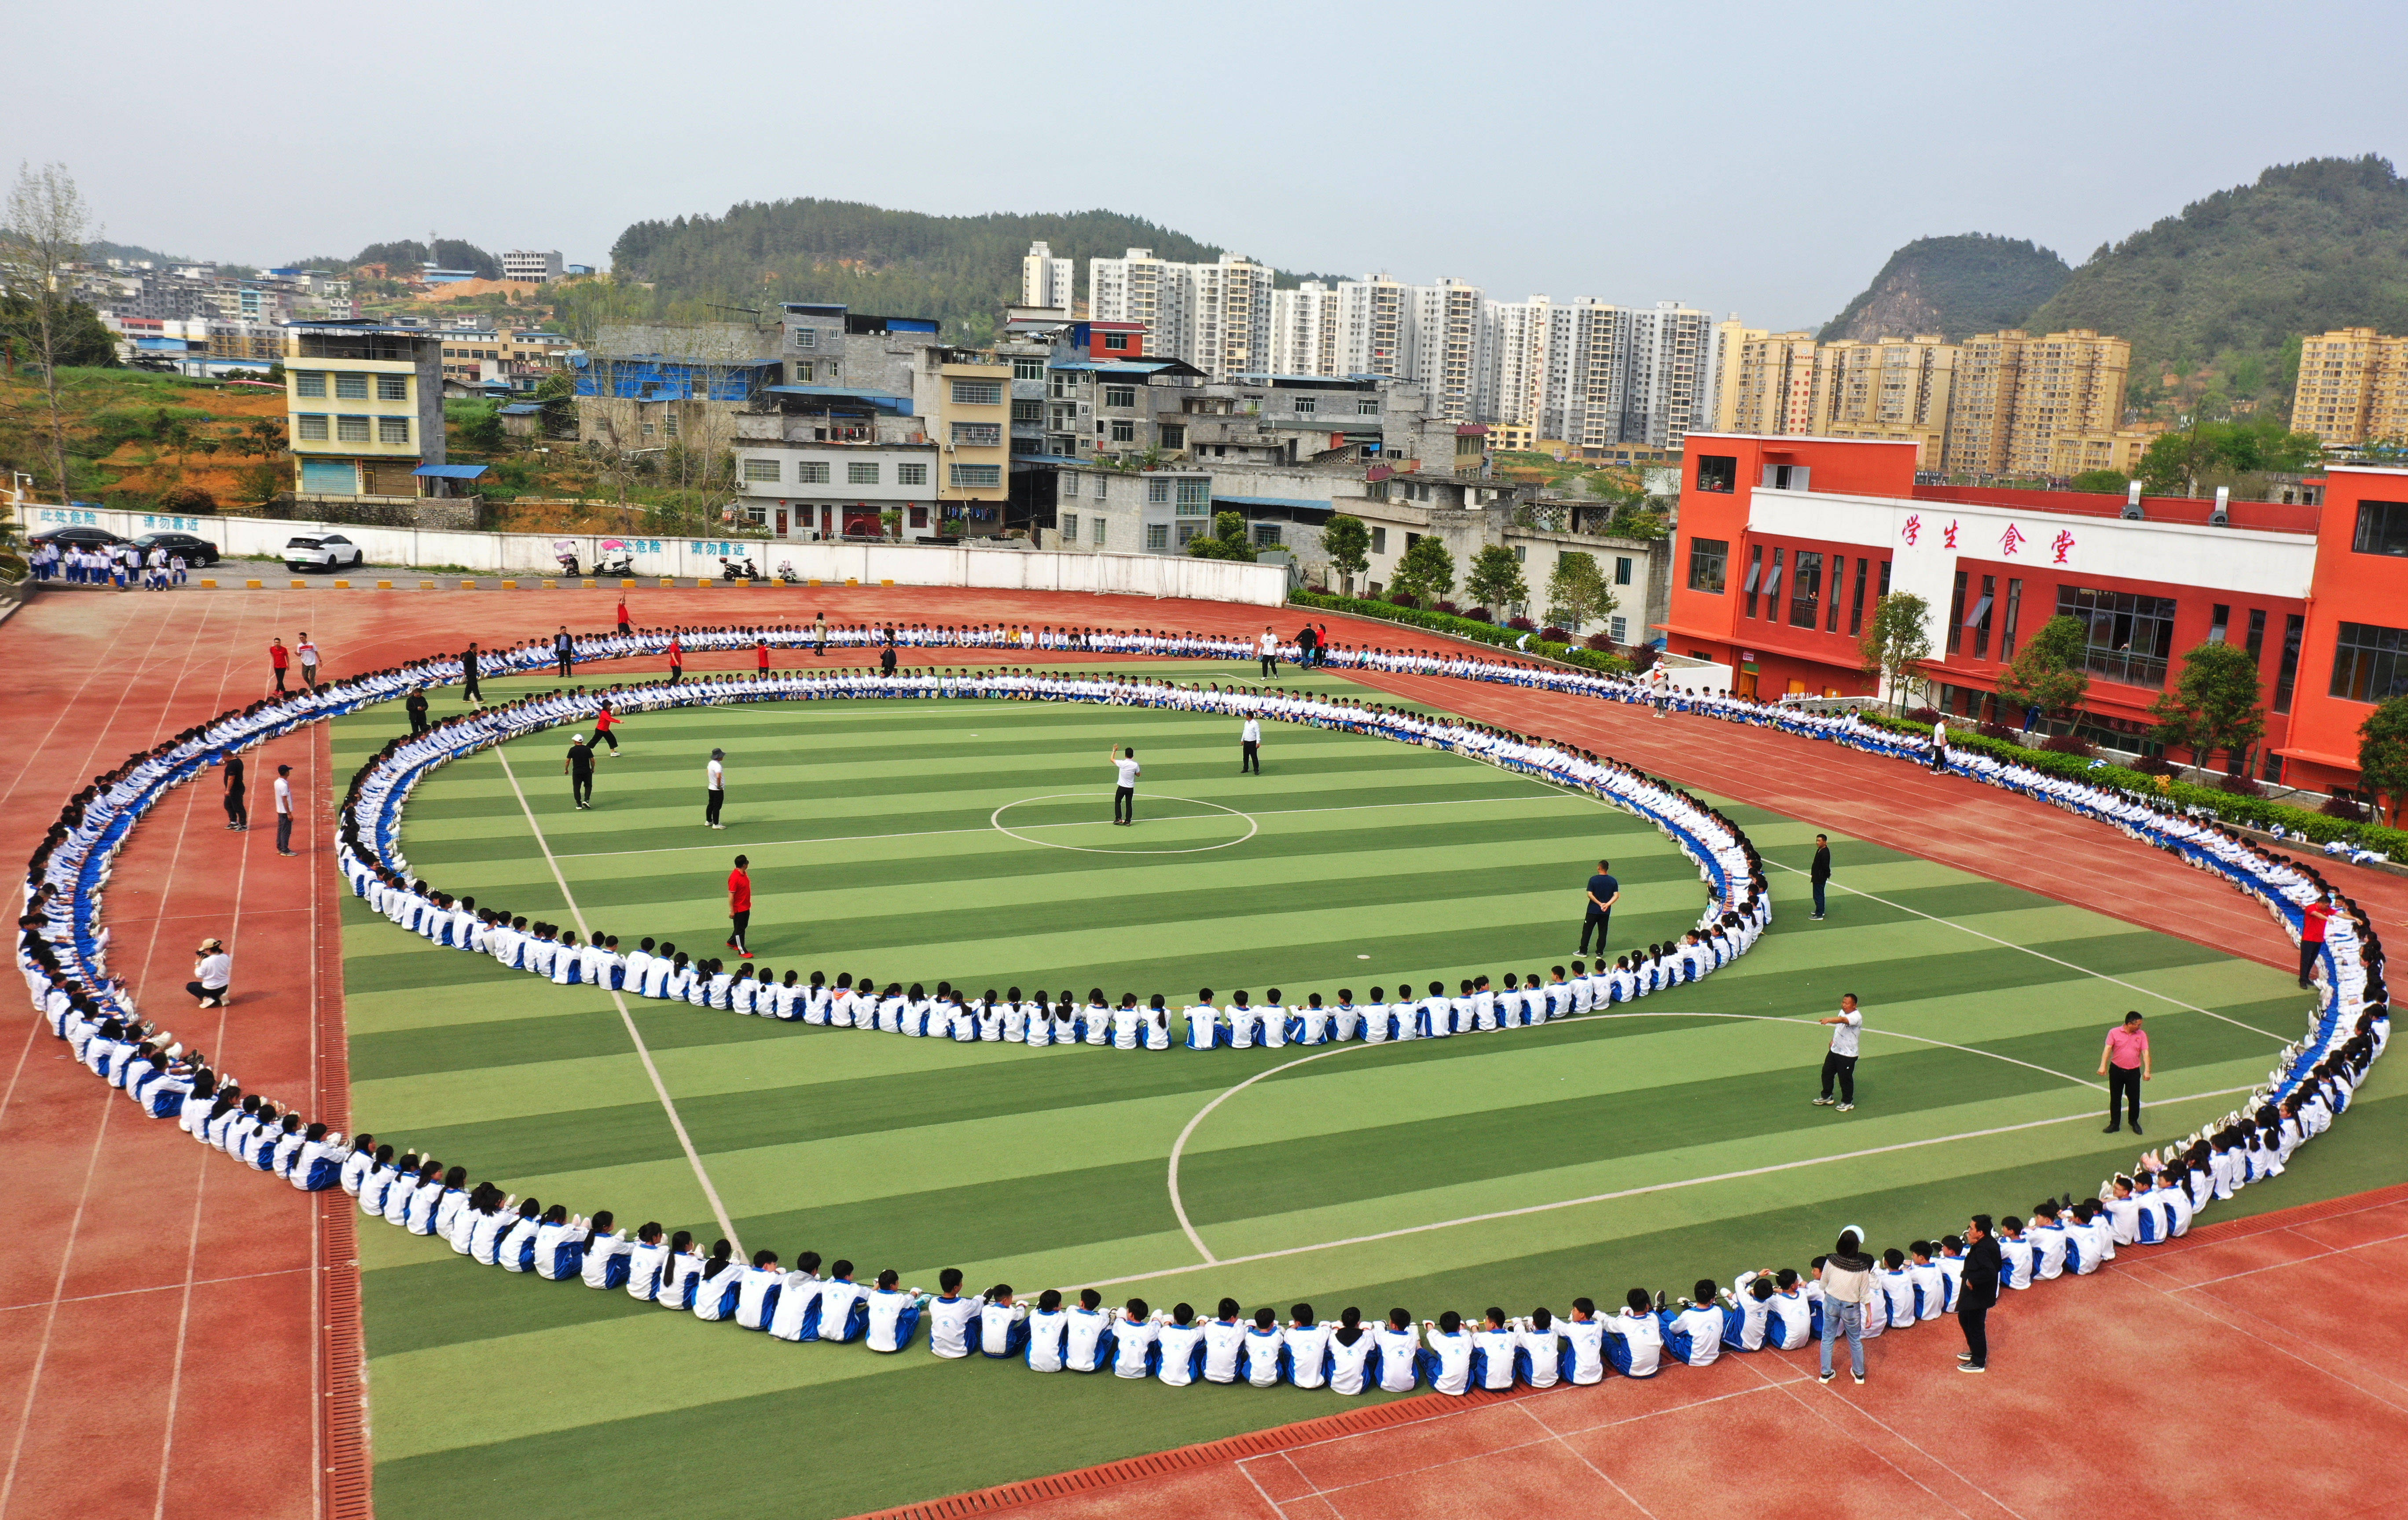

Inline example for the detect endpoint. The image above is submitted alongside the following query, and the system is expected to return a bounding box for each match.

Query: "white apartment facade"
[501,250,565,282]
[731,439,942,540]
[1020,241,1075,311]
[1087,248,1273,375]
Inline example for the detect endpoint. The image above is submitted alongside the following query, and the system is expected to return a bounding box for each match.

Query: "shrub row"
[1287,589,1633,677]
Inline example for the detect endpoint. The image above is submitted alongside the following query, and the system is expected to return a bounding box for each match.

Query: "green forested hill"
[605,199,1325,343]
[1819,234,2070,342]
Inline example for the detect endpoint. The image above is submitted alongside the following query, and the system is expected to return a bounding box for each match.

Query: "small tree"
[2070,469,2129,495]
[2149,640,2268,773]
[1860,591,1932,714]
[1321,513,1370,590]
[1185,509,1257,562]
[1390,534,1455,605]
[1992,614,2091,731]
[1466,544,1527,618]
[2358,695,2408,825]
[0,162,96,503]
[1544,550,1614,634]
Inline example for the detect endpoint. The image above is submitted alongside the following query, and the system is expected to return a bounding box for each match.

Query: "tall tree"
[1390,534,1456,605]
[1991,614,2091,730]
[1544,550,1614,633]
[1859,591,1933,713]
[2148,640,2268,772]
[2358,695,2408,825]
[1,161,95,501]
[1465,544,1528,616]
[1319,512,1369,590]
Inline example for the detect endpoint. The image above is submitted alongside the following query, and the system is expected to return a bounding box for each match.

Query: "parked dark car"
[29,524,128,551]
[132,530,220,567]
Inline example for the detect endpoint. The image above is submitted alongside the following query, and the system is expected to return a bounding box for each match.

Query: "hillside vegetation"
[1820,233,2070,342]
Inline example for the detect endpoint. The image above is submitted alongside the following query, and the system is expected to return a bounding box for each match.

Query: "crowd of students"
[27,539,190,589]
[13,607,2391,1400]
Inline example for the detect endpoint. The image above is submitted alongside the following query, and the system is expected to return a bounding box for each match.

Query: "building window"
[2000,578,2023,659]
[1061,474,1079,498]
[1358,398,1379,415]
[1513,544,1527,563]
[332,372,368,400]
[951,464,1002,488]
[664,411,679,437]
[1826,556,1844,633]
[2056,585,2179,688]
[1092,517,1107,546]
[1294,396,1318,414]
[742,458,781,482]
[1110,420,1135,443]
[1615,556,1634,586]
[897,462,927,486]
[375,374,408,401]
[1061,513,1079,541]
[1145,523,1169,551]
[1104,385,1137,408]
[294,371,327,398]
[1742,544,1762,615]
[1147,478,1170,504]
[848,462,880,486]
[1103,332,1130,351]
[1175,478,1209,514]
[1609,615,1628,643]
[1177,522,1201,545]
[793,328,817,350]
[2330,622,2408,703]
[1012,398,1043,423]
[2351,500,2408,556]
[950,380,1003,406]
[1687,537,1727,594]
[1371,526,1388,555]
[1252,523,1282,547]
[1049,372,1083,398]
[797,461,831,484]
[296,413,329,441]
[1013,358,1045,381]
[1878,557,1892,599]
[1050,404,1078,431]
[1762,549,1784,616]
[2274,613,2305,712]
[1787,551,1823,629]
[2245,608,2267,665]
[1971,574,1996,660]
[378,416,410,445]
[951,422,1002,447]
[1695,454,1737,493]
[1947,570,1969,655]
[2209,604,2231,644]
[336,415,371,442]
[1160,424,1185,450]
[793,361,815,383]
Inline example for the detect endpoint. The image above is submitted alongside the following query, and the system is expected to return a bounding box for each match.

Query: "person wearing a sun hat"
[186,939,232,1008]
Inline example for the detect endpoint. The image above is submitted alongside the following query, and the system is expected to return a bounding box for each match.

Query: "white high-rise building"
[1410,277,1485,423]
[1475,296,1722,445]
[1622,301,1722,447]
[1086,248,1272,374]
[1087,247,1167,334]
[1335,274,1413,379]
[1020,241,1075,311]
[1270,280,1340,376]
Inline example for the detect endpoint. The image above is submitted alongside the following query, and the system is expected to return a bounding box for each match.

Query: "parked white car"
[285,533,366,573]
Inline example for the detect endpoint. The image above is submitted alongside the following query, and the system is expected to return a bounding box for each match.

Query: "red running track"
[0,583,2397,1520]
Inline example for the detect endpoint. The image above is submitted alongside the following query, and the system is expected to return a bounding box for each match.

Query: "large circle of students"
[20,615,2389,1399]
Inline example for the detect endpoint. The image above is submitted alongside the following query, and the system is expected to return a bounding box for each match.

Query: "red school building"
[1658,434,2408,795]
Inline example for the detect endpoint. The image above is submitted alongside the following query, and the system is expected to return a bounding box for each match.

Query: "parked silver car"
[285,533,366,573]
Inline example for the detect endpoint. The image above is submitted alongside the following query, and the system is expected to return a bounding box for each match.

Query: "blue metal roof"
[413,464,492,479]
[496,403,543,415]
[1049,360,1182,373]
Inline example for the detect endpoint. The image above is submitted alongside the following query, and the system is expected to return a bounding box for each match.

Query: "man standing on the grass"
[727,855,753,959]
[554,625,574,678]
[274,764,297,856]
[564,733,596,810]
[705,747,726,828]
[297,632,320,691]
[667,635,684,685]
[1111,745,1140,825]
[1240,714,1261,774]
[1294,623,1317,670]
[756,637,771,676]
[405,687,429,736]
[1258,626,1278,678]
[268,636,290,693]
[1578,859,1619,955]
[2098,1011,2150,1134]
[1956,1215,1999,1374]
[1812,992,1862,1111]
[462,641,484,706]
[1810,833,1832,921]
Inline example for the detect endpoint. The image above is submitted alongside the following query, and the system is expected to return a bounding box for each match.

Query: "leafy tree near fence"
[1390,535,1455,604]
[1544,551,1614,635]
[1320,513,1369,587]
[1466,544,1527,617]
[2149,640,2269,773]
[1184,510,1257,562]
[1992,614,2091,730]
[1859,591,1932,713]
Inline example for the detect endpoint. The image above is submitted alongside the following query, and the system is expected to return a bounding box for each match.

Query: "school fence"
[20,504,1289,606]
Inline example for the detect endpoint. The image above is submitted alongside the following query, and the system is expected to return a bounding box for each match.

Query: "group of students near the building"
[16,605,2392,1404]
[28,538,189,589]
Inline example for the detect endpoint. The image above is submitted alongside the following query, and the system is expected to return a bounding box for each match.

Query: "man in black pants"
[1577,859,1619,955]
[222,751,247,831]
[554,625,574,678]
[879,643,897,675]
[1956,1215,2000,1373]
[1110,745,1140,825]
[1809,833,1831,920]
[564,734,596,810]
[461,642,483,706]
[1812,993,1862,1111]
[2097,1010,2150,1134]
[405,688,430,736]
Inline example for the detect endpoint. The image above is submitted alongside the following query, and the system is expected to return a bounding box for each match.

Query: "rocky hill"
[1819,234,2070,342]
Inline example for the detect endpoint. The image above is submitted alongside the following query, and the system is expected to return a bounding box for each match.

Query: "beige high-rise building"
[1713,326,1819,436]
[2291,328,2408,447]
[1942,329,2129,475]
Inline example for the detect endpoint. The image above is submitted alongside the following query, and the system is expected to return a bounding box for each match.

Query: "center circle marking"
[990,793,1260,855]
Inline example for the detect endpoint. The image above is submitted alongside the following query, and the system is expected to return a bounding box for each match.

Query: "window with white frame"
[951,380,1003,405]
[797,461,831,483]
[848,461,880,485]
[336,415,371,442]
[378,416,410,444]
[1252,523,1281,547]
[1110,420,1134,442]
[896,462,927,486]
[1091,517,1106,546]
[1177,522,1201,545]
[951,421,1002,447]
[334,372,369,400]
[1061,512,1079,541]
[1357,398,1379,415]
[793,328,818,350]
[1609,615,1628,643]
[293,371,327,398]
[1013,358,1044,381]
[1371,526,1388,554]
[1145,523,1168,550]
[1011,398,1043,422]
[951,463,1001,487]
[1061,473,1079,498]
[375,374,408,401]
[1294,396,1318,413]
[742,457,781,482]
[1175,477,1210,515]
[1103,384,1137,408]
[792,361,814,383]
[296,414,329,441]
[1148,478,1170,504]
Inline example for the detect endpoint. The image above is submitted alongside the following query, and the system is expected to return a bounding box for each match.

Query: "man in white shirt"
[1240,714,1262,774]
[296,633,321,691]
[187,938,232,1008]
[1110,745,1140,826]
[1258,626,1278,677]
[1813,992,1863,1112]
[273,764,296,856]
[705,748,726,828]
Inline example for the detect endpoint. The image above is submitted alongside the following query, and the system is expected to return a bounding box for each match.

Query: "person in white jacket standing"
[1817,1228,1879,1385]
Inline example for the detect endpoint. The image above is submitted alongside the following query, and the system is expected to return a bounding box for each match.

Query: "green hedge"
[1286,589,1632,676]
[1857,712,2406,858]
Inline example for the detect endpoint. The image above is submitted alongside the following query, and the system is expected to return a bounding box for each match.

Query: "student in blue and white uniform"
[977,1285,1029,1358]
[1062,1288,1113,1372]
[1154,1303,1206,1386]
[863,1269,927,1351]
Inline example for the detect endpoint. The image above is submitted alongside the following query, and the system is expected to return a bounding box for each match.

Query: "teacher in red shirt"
[2298,892,2335,990]
[727,854,753,960]
[2098,1011,2151,1134]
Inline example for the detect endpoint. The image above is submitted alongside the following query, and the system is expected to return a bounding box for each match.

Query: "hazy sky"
[12,0,2402,329]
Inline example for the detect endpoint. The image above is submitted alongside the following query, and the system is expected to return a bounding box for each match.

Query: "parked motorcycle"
[718,556,761,582]
[596,548,635,576]
[774,560,800,585]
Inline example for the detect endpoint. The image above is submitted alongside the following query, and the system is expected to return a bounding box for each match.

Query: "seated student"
[1282,1303,1331,1389]
[2030,1201,2073,1279]
[1603,1288,1666,1376]
[577,1213,633,1291]
[1109,1299,1160,1379]
[925,1268,984,1357]
[998,988,1028,1044]
[763,1252,828,1341]
[1021,988,1052,1047]
[1024,1288,1070,1371]
[1763,1270,1815,1350]
[1996,1218,2037,1289]
[1077,988,1109,1047]
[1062,1288,1114,1373]
[2148,1170,2194,1237]
[1111,994,1145,1050]
[1420,981,1452,1039]
[1326,1308,1378,1395]
[529,1205,585,1280]
[445,1185,496,1257]
[1663,1281,1725,1366]
[1513,1307,1564,1388]
[732,1249,786,1329]
[1419,1310,1476,1395]
[466,1192,520,1268]
[728,965,758,1015]
[1721,1275,1777,1350]
[814,1261,870,1342]
[1200,1298,1248,1383]
[623,1224,672,1302]
[1465,1308,1519,1391]
[1155,1303,1207,1387]
[1049,994,1079,1048]
[877,983,908,1034]
[1359,987,1391,1045]
[1374,1309,1422,1392]
[1934,1237,1968,1309]
[1242,1307,1287,1388]
[1874,1250,1918,1329]
[1297,994,1332,1046]
[2100,1176,2149,1245]
[1449,979,1476,1035]
[1559,1298,1609,1384]
[1256,990,1289,1049]
[2066,1201,2112,1273]
[496,1199,546,1273]
[1331,990,1362,1045]
[897,983,930,1036]
[293,1124,348,1192]
[863,1270,929,1351]
[977,1284,1029,1359]
[1226,992,1259,1049]
[1145,995,1173,1050]
[690,1241,743,1320]
[1905,1242,1949,1318]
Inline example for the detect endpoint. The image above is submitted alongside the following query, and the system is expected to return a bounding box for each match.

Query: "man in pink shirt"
[2098,1011,2151,1135]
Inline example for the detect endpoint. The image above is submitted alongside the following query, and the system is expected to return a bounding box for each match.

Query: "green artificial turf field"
[330,664,2404,1518]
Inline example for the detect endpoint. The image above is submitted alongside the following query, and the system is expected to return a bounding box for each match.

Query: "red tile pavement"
[1,583,2399,1520]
